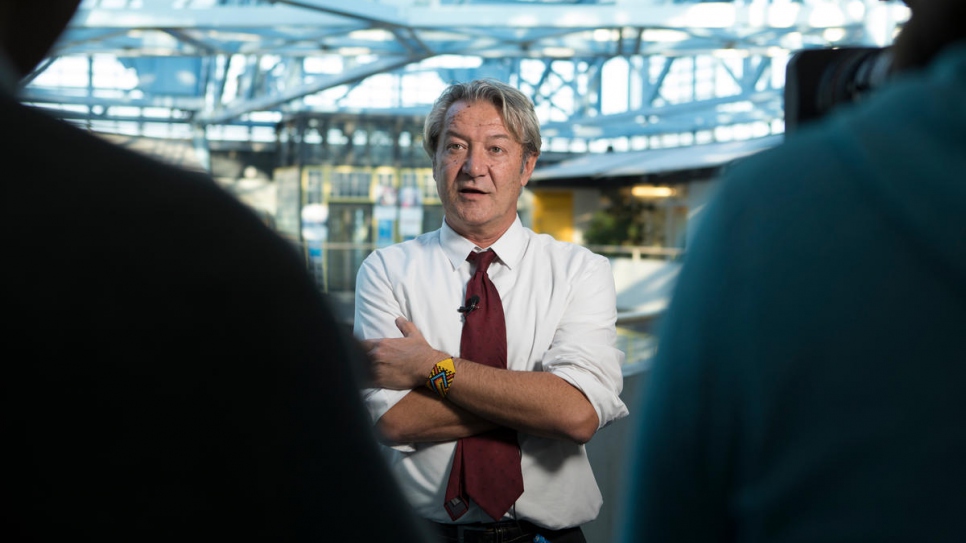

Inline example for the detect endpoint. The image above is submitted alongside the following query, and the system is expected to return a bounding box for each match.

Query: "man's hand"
[360,317,450,391]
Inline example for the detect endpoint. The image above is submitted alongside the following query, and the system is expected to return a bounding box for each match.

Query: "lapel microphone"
[458,294,480,314]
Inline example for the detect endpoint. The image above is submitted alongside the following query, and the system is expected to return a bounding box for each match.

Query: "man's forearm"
[376,360,599,445]
[363,317,604,445]
[376,388,497,444]
[445,359,600,443]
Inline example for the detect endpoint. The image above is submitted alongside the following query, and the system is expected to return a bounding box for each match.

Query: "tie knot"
[467,250,497,274]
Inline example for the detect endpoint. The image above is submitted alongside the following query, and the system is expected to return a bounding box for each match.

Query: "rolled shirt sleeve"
[354,252,410,422]
[541,255,628,430]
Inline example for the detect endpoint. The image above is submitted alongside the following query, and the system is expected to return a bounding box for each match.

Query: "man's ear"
[520,152,539,187]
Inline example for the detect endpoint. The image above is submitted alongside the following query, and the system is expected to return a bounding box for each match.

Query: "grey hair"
[422,79,542,165]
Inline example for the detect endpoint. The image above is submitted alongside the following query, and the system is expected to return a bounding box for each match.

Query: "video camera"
[784,45,895,134]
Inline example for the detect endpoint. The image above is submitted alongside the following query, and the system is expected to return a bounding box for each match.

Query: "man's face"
[433,99,537,244]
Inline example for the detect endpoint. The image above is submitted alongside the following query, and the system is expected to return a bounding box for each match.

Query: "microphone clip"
[458,294,480,314]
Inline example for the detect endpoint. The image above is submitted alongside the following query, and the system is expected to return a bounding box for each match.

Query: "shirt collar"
[0,47,21,96]
[439,216,527,272]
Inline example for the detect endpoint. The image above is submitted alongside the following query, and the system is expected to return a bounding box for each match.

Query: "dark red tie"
[443,250,524,521]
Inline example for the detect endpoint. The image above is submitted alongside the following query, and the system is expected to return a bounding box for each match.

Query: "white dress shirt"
[354,216,628,529]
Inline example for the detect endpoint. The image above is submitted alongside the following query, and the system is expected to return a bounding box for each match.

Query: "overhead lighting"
[823,27,848,43]
[337,47,372,56]
[632,185,676,199]
[543,47,575,58]
[765,46,787,57]
[780,31,804,50]
[640,29,691,43]
[592,29,618,42]
[347,29,394,42]
[808,3,846,27]
[712,48,750,59]
[845,0,866,21]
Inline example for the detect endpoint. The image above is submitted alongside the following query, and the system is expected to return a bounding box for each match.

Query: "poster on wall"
[374,180,398,247]
[274,167,301,240]
[398,208,423,241]
[398,182,423,241]
[374,204,397,248]
[301,203,328,289]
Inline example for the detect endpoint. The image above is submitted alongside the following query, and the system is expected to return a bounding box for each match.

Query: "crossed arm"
[360,317,600,445]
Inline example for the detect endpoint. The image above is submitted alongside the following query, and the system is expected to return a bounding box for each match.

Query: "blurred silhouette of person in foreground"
[621,1,966,542]
[0,2,430,541]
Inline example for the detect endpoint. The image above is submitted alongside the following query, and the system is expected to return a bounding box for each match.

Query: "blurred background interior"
[21,1,912,540]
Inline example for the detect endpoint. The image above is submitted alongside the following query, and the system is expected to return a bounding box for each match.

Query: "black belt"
[430,519,582,543]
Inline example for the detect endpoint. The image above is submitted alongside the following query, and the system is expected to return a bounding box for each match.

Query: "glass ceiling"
[23,0,910,154]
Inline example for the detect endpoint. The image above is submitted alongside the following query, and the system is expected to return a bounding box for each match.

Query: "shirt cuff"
[548,362,629,430]
[362,387,417,453]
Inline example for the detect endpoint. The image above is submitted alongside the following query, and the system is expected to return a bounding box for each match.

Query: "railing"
[297,241,682,293]
[615,310,660,371]
[298,241,667,374]
[583,244,684,262]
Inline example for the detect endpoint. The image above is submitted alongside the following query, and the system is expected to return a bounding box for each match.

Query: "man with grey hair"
[356,79,628,543]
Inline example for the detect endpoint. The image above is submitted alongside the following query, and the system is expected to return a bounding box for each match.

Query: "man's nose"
[461,148,488,176]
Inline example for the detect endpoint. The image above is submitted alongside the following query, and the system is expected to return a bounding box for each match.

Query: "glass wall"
[274,112,442,292]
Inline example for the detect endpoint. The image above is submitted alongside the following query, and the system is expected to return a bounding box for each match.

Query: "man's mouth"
[459,187,486,195]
